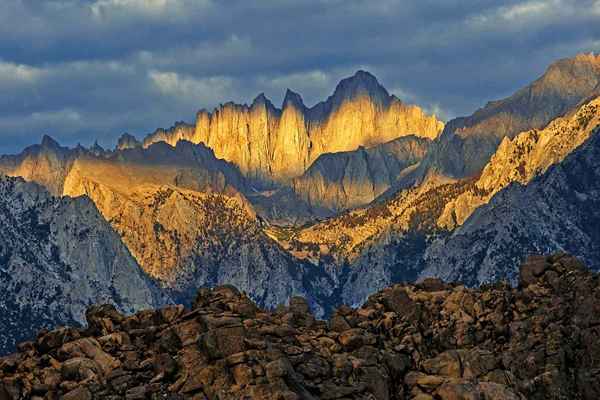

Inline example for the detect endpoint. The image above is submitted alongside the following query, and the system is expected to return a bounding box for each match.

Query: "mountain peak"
[116,133,142,151]
[283,89,305,109]
[327,70,390,109]
[251,92,277,111]
[252,92,268,104]
[352,69,378,81]
[541,52,600,86]
[40,134,60,149]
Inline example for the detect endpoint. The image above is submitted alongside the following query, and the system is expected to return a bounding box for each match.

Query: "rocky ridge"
[142,71,443,185]
[413,53,600,184]
[422,119,600,286]
[1,254,599,399]
[438,96,600,229]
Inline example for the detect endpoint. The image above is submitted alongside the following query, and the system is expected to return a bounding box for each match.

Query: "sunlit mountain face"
[2,2,600,397]
[3,54,600,320]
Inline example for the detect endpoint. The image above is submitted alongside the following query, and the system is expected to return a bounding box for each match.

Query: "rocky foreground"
[2,254,600,399]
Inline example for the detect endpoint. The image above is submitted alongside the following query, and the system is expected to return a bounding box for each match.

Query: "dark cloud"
[1,0,599,153]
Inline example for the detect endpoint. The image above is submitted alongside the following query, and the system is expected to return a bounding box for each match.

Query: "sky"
[1,0,600,153]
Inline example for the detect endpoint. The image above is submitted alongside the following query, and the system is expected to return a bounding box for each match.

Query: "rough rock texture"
[142,71,443,185]
[2,254,600,399]
[422,120,600,286]
[0,175,166,355]
[59,144,336,317]
[292,136,430,212]
[439,96,600,229]
[418,53,600,181]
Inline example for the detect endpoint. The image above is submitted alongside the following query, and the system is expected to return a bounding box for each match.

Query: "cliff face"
[292,136,431,213]
[422,123,600,286]
[419,53,600,181]
[0,175,166,355]
[0,71,443,219]
[3,254,600,400]
[438,96,600,229]
[68,180,335,316]
[143,71,444,185]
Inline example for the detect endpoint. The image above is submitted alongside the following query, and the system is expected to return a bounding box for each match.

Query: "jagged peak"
[252,92,268,104]
[251,92,277,111]
[89,140,104,152]
[116,133,142,151]
[331,70,390,102]
[306,70,391,121]
[40,134,60,149]
[282,88,306,110]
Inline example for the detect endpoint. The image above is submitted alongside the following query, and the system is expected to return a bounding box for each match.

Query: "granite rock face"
[2,254,600,399]
[422,122,600,286]
[58,143,336,317]
[292,136,430,213]
[142,71,443,186]
[0,175,167,355]
[438,96,600,229]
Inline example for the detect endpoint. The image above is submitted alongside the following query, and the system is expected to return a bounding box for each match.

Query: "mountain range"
[2,53,600,355]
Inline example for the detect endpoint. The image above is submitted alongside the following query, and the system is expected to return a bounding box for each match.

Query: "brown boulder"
[422,351,462,378]
[61,357,102,382]
[382,287,416,317]
[58,338,120,375]
[519,255,549,288]
[62,386,92,400]
[436,383,481,400]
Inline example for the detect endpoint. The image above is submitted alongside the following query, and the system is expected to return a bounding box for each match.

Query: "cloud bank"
[0,0,599,152]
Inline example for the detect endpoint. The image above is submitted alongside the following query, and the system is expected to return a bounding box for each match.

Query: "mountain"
[274,178,473,307]
[5,55,600,357]
[417,53,600,182]
[422,120,600,286]
[0,139,337,313]
[280,92,600,306]
[3,253,600,399]
[116,133,142,150]
[439,96,600,229]
[0,175,167,355]
[142,70,443,186]
[53,142,336,315]
[68,180,336,316]
[292,135,431,213]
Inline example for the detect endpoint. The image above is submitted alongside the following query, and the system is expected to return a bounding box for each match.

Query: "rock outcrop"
[142,71,444,185]
[2,254,600,399]
[292,136,430,213]
[0,175,167,355]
